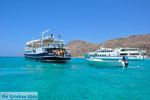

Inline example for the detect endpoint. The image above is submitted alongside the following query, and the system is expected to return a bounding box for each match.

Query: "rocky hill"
[68,34,150,57]
[68,40,100,57]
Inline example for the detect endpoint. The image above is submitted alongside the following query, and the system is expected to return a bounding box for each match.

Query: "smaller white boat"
[87,57,128,67]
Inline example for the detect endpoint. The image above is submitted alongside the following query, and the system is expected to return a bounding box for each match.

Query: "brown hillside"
[68,34,150,57]
[68,40,100,57]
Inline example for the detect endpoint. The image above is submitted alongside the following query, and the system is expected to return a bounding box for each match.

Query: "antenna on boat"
[41,29,50,39]
[41,29,50,46]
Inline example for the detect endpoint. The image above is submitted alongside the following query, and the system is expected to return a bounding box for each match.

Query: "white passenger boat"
[86,47,146,67]
[85,48,130,67]
[24,29,71,62]
[87,47,145,61]
[115,48,145,60]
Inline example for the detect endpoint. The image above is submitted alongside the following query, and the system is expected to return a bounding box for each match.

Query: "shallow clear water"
[0,57,150,100]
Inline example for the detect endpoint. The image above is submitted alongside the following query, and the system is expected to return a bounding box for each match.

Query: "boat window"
[97,54,106,56]
[100,50,113,52]
[121,49,138,51]
[89,54,94,56]
[121,49,126,51]
[33,49,36,53]
[94,54,97,56]
[130,53,139,55]
[45,48,53,53]
[120,53,128,55]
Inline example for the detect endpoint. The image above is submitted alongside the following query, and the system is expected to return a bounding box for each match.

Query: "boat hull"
[24,53,71,62]
[90,56,144,61]
[87,58,128,67]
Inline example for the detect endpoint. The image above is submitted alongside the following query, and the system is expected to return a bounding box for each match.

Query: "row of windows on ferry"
[89,54,107,56]
[120,53,139,55]
[27,43,66,48]
[97,49,139,52]
[89,53,139,56]
[25,48,67,53]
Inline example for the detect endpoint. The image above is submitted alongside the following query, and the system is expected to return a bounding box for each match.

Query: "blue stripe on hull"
[24,53,71,62]
[24,53,47,57]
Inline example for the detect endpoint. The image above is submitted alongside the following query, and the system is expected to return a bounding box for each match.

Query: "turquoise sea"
[0,57,150,100]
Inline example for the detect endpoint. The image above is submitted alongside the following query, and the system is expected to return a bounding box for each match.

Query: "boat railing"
[43,44,68,48]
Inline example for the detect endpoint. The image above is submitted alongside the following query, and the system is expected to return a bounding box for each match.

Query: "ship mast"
[41,29,50,46]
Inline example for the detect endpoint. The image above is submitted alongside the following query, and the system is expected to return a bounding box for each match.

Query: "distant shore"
[68,34,150,57]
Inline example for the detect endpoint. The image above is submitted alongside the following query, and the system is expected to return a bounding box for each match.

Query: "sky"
[0,0,150,56]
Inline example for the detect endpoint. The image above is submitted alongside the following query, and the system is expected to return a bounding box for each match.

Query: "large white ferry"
[115,48,145,60]
[24,29,71,62]
[86,48,129,67]
[86,47,145,67]
[87,47,145,61]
